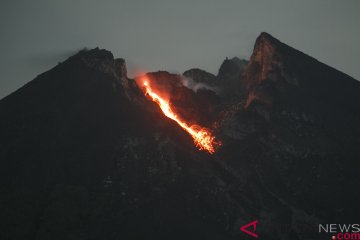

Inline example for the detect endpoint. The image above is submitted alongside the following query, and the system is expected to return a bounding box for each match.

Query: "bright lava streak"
[142,80,221,154]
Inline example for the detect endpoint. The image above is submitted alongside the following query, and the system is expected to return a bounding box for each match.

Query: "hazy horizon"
[1,0,359,99]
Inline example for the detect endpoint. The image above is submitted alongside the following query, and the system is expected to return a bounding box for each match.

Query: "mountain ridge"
[1,32,360,240]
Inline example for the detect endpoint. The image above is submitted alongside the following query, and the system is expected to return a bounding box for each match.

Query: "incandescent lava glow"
[142,79,221,154]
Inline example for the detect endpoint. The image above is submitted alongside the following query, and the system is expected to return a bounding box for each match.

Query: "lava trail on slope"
[139,78,221,154]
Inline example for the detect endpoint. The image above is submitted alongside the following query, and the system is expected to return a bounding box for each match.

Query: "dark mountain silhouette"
[1,33,360,240]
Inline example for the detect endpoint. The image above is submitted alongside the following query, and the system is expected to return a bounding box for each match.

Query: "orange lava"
[142,80,221,154]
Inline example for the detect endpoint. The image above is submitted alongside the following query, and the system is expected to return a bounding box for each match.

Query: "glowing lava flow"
[142,80,221,154]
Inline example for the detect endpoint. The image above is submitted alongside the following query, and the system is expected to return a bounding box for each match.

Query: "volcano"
[1,33,360,240]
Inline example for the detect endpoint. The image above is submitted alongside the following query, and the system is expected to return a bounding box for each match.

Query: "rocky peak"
[244,31,360,95]
[242,32,291,93]
[213,57,248,99]
[68,48,131,95]
[254,32,282,49]
[217,57,247,80]
[242,31,360,138]
[183,68,216,84]
[74,47,114,72]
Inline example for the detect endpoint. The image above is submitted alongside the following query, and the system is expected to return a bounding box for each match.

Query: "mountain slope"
[217,32,360,238]
[0,48,225,240]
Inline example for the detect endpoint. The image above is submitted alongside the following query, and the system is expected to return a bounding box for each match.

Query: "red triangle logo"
[240,220,259,238]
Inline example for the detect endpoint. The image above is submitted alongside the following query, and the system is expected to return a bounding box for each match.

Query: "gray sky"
[1,0,359,99]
